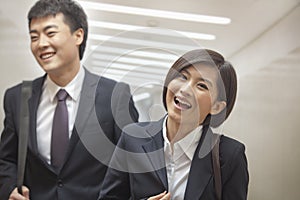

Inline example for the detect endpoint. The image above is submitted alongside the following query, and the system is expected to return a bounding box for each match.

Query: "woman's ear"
[74,28,84,45]
[210,101,226,115]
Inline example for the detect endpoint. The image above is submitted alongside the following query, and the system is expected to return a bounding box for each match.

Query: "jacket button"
[58,179,63,187]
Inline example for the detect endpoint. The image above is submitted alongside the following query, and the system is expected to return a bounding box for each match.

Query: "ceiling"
[0,0,299,87]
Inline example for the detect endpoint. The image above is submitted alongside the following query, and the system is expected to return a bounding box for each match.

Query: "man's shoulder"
[85,68,118,85]
[4,76,44,97]
[85,68,131,89]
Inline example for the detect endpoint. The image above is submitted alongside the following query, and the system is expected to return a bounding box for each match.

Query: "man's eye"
[30,36,38,41]
[47,31,56,36]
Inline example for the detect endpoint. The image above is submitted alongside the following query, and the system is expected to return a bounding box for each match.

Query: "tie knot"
[56,89,68,101]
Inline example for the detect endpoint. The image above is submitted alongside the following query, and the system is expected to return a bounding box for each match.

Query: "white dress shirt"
[36,66,84,164]
[163,116,202,200]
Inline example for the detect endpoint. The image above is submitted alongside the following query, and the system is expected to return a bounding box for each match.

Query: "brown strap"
[212,134,222,200]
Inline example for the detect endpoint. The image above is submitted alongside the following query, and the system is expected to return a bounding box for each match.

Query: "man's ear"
[210,101,226,115]
[74,28,84,45]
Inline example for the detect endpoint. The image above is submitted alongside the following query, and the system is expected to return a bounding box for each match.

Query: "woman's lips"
[174,96,192,110]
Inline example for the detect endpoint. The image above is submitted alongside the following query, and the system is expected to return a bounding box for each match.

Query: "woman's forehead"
[181,63,219,80]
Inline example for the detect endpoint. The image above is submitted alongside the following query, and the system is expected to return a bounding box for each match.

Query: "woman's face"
[166,63,226,127]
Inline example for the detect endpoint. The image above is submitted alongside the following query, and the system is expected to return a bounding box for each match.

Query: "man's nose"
[37,34,49,48]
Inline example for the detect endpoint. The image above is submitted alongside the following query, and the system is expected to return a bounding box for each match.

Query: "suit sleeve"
[222,143,249,200]
[0,88,20,200]
[98,134,131,200]
[111,82,139,143]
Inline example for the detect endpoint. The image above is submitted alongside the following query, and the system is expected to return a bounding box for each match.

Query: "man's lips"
[40,52,55,60]
[174,96,192,110]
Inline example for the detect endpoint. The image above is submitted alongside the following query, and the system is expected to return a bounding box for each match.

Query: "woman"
[99,49,249,200]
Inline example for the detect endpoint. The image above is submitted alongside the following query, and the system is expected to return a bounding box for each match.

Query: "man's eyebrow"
[29,25,59,34]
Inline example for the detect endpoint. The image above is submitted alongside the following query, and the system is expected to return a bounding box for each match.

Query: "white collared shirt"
[36,66,85,164]
[163,116,202,200]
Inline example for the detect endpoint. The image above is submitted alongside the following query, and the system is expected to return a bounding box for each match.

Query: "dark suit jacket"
[99,118,249,200]
[0,68,139,200]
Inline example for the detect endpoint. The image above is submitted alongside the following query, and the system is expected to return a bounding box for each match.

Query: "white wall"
[225,6,300,200]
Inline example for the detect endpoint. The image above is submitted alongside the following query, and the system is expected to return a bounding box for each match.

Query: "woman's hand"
[148,191,171,200]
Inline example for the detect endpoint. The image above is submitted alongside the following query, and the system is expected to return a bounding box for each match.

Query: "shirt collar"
[162,116,202,161]
[44,66,85,102]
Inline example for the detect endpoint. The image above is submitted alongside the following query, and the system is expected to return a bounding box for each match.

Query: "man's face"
[29,13,82,77]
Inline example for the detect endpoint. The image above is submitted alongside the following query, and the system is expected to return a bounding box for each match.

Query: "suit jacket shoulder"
[218,135,249,200]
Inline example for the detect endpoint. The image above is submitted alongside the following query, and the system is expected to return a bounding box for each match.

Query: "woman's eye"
[198,83,208,90]
[177,73,187,80]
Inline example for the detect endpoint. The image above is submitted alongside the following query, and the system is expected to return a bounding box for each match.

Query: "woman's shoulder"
[123,119,164,137]
[118,120,163,152]
[220,135,245,150]
[219,135,246,164]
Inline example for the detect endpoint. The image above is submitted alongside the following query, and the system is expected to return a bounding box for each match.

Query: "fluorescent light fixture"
[89,47,178,63]
[91,54,172,69]
[133,93,151,102]
[89,20,216,40]
[90,61,166,80]
[89,34,199,51]
[78,1,231,24]
[90,46,179,62]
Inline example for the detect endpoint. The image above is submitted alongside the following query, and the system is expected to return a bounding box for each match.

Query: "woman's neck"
[166,118,198,144]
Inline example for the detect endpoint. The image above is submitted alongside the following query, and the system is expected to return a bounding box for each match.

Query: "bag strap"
[17,81,32,194]
[212,134,222,200]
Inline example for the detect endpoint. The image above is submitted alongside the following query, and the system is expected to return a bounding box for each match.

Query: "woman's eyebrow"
[183,68,213,87]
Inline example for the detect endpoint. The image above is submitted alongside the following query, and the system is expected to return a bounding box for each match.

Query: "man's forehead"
[29,13,65,29]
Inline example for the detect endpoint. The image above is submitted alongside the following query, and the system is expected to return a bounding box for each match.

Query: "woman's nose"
[180,82,192,97]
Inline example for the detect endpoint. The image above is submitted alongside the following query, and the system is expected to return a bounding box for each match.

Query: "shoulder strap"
[212,134,222,200]
[17,81,32,194]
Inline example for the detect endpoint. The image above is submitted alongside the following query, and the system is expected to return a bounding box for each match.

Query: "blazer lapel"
[27,76,59,173]
[184,127,214,200]
[63,69,99,163]
[28,76,45,156]
[142,119,168,190]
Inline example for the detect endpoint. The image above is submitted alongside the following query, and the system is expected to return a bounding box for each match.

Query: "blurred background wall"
[1,0,299,199]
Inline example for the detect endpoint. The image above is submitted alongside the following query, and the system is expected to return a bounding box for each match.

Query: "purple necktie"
[51,89,69,169]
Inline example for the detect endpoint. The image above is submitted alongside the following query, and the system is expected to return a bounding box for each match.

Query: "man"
[0,0,139,199]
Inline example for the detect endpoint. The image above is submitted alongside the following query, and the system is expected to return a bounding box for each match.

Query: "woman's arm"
[222,142,249,200]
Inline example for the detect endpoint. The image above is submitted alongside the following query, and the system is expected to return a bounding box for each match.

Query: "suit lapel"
[63,69,99,164]
[184,127,214,200]
[27,70,100,172]
[142,119,168,190]
[27,76,58,173]
[28,76,45,156]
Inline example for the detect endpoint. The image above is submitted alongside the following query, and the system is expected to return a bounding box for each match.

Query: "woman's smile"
[174,95,192,110]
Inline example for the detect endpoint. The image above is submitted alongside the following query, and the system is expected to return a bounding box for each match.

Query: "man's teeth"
[41,53,54,59]
[175,97,191,108]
